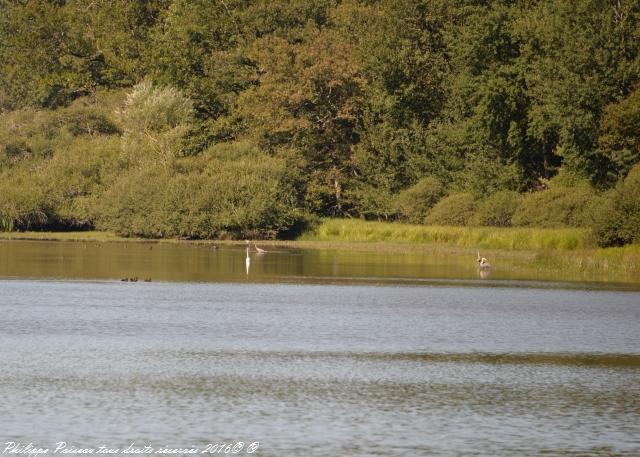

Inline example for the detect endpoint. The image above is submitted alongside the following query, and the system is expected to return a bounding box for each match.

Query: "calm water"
[1,241,639,456]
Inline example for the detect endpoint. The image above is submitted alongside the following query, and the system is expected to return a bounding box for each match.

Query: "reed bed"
[300,218,592,251]
[534,245,640,279]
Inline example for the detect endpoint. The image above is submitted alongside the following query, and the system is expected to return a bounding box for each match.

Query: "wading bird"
[477,251,491,269]
[254,243,266,254]
[245,247,250,275]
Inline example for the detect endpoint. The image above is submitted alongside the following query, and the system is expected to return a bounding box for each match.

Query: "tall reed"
[300,218,592,251]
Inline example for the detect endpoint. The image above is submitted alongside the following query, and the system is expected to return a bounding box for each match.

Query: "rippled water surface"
[1,241,639,456]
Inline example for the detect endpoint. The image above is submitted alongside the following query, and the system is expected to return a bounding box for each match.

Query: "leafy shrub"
[0,165,51,230]
[3,139,32,163]
[96,144,303,239]
[592,165,640,246]
[457,154,526,197]
[599,88,640,181]
[0,99,121,174]
[472,190,522,227]
[348,180,397,221]
[118,81,194,133]
[395,176,444,223]
[43,136,121,228]
[0,135,121,231]
[512,185,597,228]
[425,193,477,226]
[61,109,120,137]
[118,81,195,164]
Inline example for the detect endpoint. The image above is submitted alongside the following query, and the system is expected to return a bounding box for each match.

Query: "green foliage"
[0,167,50,230]
[61,109,120,137]
[1,1,640,240]
[592,165,640,247]
[119,81,194,133]
[301,218,590,251]
[2,139,32,164]
[118,81,194,164]
[425,193,477,227]
[43,137,122,228]
[512,184,597,228]
[472,191,522,227]
[349,123,428,221]
[599,88,640,181]
[0,0,166,108]
[395,177,444,224]
[0,135,121,231]
[515,0,640,184]
[96,146,302,239]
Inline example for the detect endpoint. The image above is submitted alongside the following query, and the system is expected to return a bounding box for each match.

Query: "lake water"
[1,240,639,456]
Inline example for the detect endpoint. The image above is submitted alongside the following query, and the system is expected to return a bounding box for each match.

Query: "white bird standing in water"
[245,246,251,275]
[254,243,266,254]
[477,250,491,269]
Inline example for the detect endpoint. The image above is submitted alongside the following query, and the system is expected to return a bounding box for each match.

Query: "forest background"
[1,0,639,247]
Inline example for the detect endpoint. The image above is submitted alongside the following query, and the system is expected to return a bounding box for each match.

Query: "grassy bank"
[0,221,591,251]
[534,245,640,280]
[0,231,132,242]
[300,218,593,251]
[297,219,640,281]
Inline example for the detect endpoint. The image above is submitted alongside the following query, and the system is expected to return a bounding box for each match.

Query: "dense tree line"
[1,0,639,244]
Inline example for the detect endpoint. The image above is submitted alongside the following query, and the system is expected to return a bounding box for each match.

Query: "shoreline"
[1,229,639,284]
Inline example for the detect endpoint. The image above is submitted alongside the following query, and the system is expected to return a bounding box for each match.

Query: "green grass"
[0,231,132,242]
[300,218,592,251]
[534,244,640,279]
[298,219,640,281]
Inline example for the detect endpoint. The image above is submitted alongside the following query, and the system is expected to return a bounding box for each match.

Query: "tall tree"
[516,0,640,184]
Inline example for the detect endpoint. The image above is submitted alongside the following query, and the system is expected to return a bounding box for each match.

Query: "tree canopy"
[1,0,640,243]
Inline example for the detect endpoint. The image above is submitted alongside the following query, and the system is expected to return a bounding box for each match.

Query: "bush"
[471,190,522,227]
[0,164,51,230]
[96,144,303,239]
[599,88,640,181]
[0,136,121,231]
[395,176,444,223]
[3,139,32,163]
[118,81,195,164]
[512,185,597,228]
[61,109,120,137]
[43,136,121,228]
[592,165,640,246]
[425,193,477,226]
[118,81,194,133]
